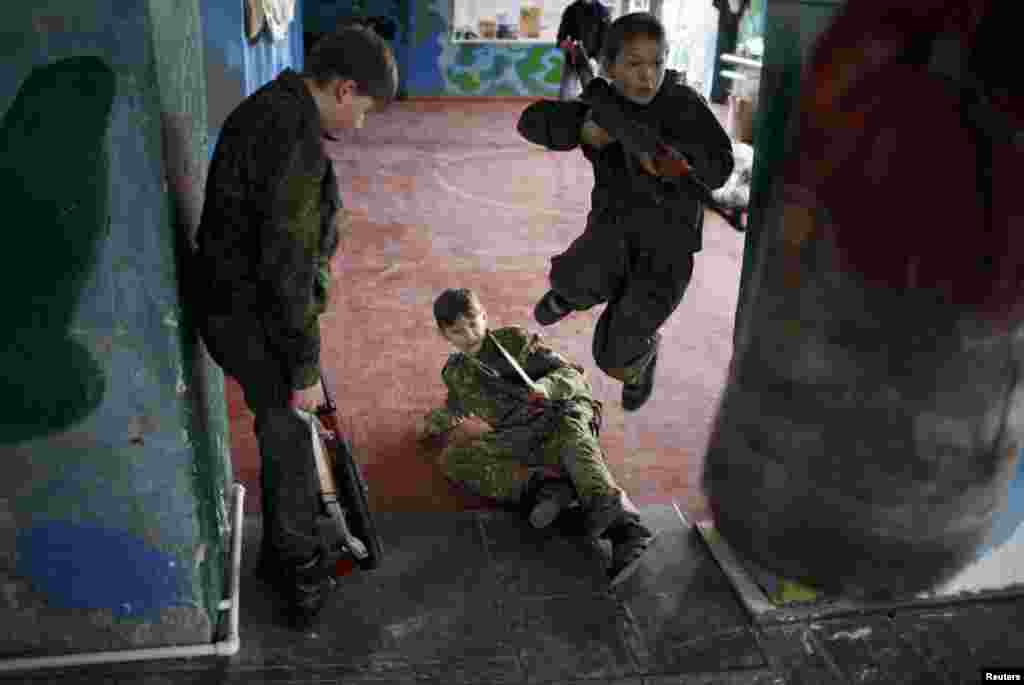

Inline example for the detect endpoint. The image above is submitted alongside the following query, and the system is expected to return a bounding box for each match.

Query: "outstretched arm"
[517,100,590,151]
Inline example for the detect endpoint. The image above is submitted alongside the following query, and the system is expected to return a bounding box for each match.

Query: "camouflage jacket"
[516,70,734,252]
[425,326,602,456]
[194,68,341,390]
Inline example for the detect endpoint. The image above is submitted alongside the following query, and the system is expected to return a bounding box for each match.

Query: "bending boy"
[192,27,397,627]
[518,12,734,411]
[416,288,656,586]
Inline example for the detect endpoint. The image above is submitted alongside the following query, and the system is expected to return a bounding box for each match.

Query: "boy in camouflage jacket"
[193,26,397,628]
[417,288,656,586]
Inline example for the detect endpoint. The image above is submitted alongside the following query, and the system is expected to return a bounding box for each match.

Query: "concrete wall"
[201,0,306,159]
[0,0,231,657]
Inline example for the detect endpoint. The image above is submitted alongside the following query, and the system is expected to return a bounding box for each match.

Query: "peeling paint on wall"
[17,522,192,620]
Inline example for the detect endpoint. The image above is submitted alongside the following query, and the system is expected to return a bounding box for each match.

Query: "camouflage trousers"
[200,312,326,565]
[440,401,625,508]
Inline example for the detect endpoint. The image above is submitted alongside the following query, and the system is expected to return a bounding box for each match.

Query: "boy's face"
[439,309,487,356]
[608,35,667,106]
[325,78,377,133]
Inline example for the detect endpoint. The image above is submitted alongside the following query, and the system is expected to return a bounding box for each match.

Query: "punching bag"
[702,0,1024,598]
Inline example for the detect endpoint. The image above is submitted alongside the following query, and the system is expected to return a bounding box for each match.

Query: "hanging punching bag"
[702,0,1024,598]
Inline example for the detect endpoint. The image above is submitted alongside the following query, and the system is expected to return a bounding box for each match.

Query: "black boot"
[260,549,339,630]
[528,480,577,529]
[584,491,640,538]
[605,520,657,587]
[622,347,658,411]
[284,552,339,630]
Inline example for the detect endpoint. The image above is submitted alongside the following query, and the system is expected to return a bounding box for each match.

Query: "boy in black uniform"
[518,12,734,411]
[193,27,397,627]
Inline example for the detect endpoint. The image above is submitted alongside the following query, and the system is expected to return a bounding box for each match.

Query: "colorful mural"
[304,0,767,98]
[421,0,563,96]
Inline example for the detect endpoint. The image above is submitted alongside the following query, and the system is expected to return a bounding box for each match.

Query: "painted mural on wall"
[422,0,563,96]
[0,57,112,446]
[304,0,765,97]
[303,0,563,96]
[0,1,231,656]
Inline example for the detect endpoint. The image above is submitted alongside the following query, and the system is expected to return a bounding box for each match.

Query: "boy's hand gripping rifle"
[571,42,745,231]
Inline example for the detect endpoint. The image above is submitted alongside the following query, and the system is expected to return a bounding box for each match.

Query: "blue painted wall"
[201,0,306,159]
[304,0,411,97]
[0,0,231,656]
[305,0,566,97]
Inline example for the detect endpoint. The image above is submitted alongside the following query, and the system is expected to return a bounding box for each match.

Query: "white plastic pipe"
[0,483,246,673]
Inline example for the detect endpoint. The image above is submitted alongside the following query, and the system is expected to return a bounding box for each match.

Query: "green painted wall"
[0,0,230,657]
[733,0,845,345]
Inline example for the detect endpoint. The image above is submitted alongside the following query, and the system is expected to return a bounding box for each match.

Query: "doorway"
[660,0,720,100]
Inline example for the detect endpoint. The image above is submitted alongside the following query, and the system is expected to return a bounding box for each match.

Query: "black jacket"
[194,69,341,389]
[557,0,611,59]
[517,70,734,252]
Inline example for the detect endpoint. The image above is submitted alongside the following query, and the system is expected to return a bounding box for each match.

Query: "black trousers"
[549,207,696,382]
[200,313,324,565]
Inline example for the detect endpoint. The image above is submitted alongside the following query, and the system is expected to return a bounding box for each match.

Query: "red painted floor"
[227,100,743,521]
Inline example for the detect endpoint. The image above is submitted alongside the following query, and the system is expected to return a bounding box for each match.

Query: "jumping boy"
[518,12,734,411]
[416,288,657,586]
[192,26,397,627]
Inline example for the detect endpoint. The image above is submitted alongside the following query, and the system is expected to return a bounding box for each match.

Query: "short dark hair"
[434,288,483,329]
[600,12,667,70]
[305,25,398,108]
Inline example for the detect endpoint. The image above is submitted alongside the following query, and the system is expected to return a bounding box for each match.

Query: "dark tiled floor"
[6,503,1022,684]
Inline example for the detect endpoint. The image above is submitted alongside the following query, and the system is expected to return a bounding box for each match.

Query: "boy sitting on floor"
[415,288,656,586]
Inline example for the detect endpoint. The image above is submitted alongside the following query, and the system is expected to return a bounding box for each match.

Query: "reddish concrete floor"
[227,100,744,521]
